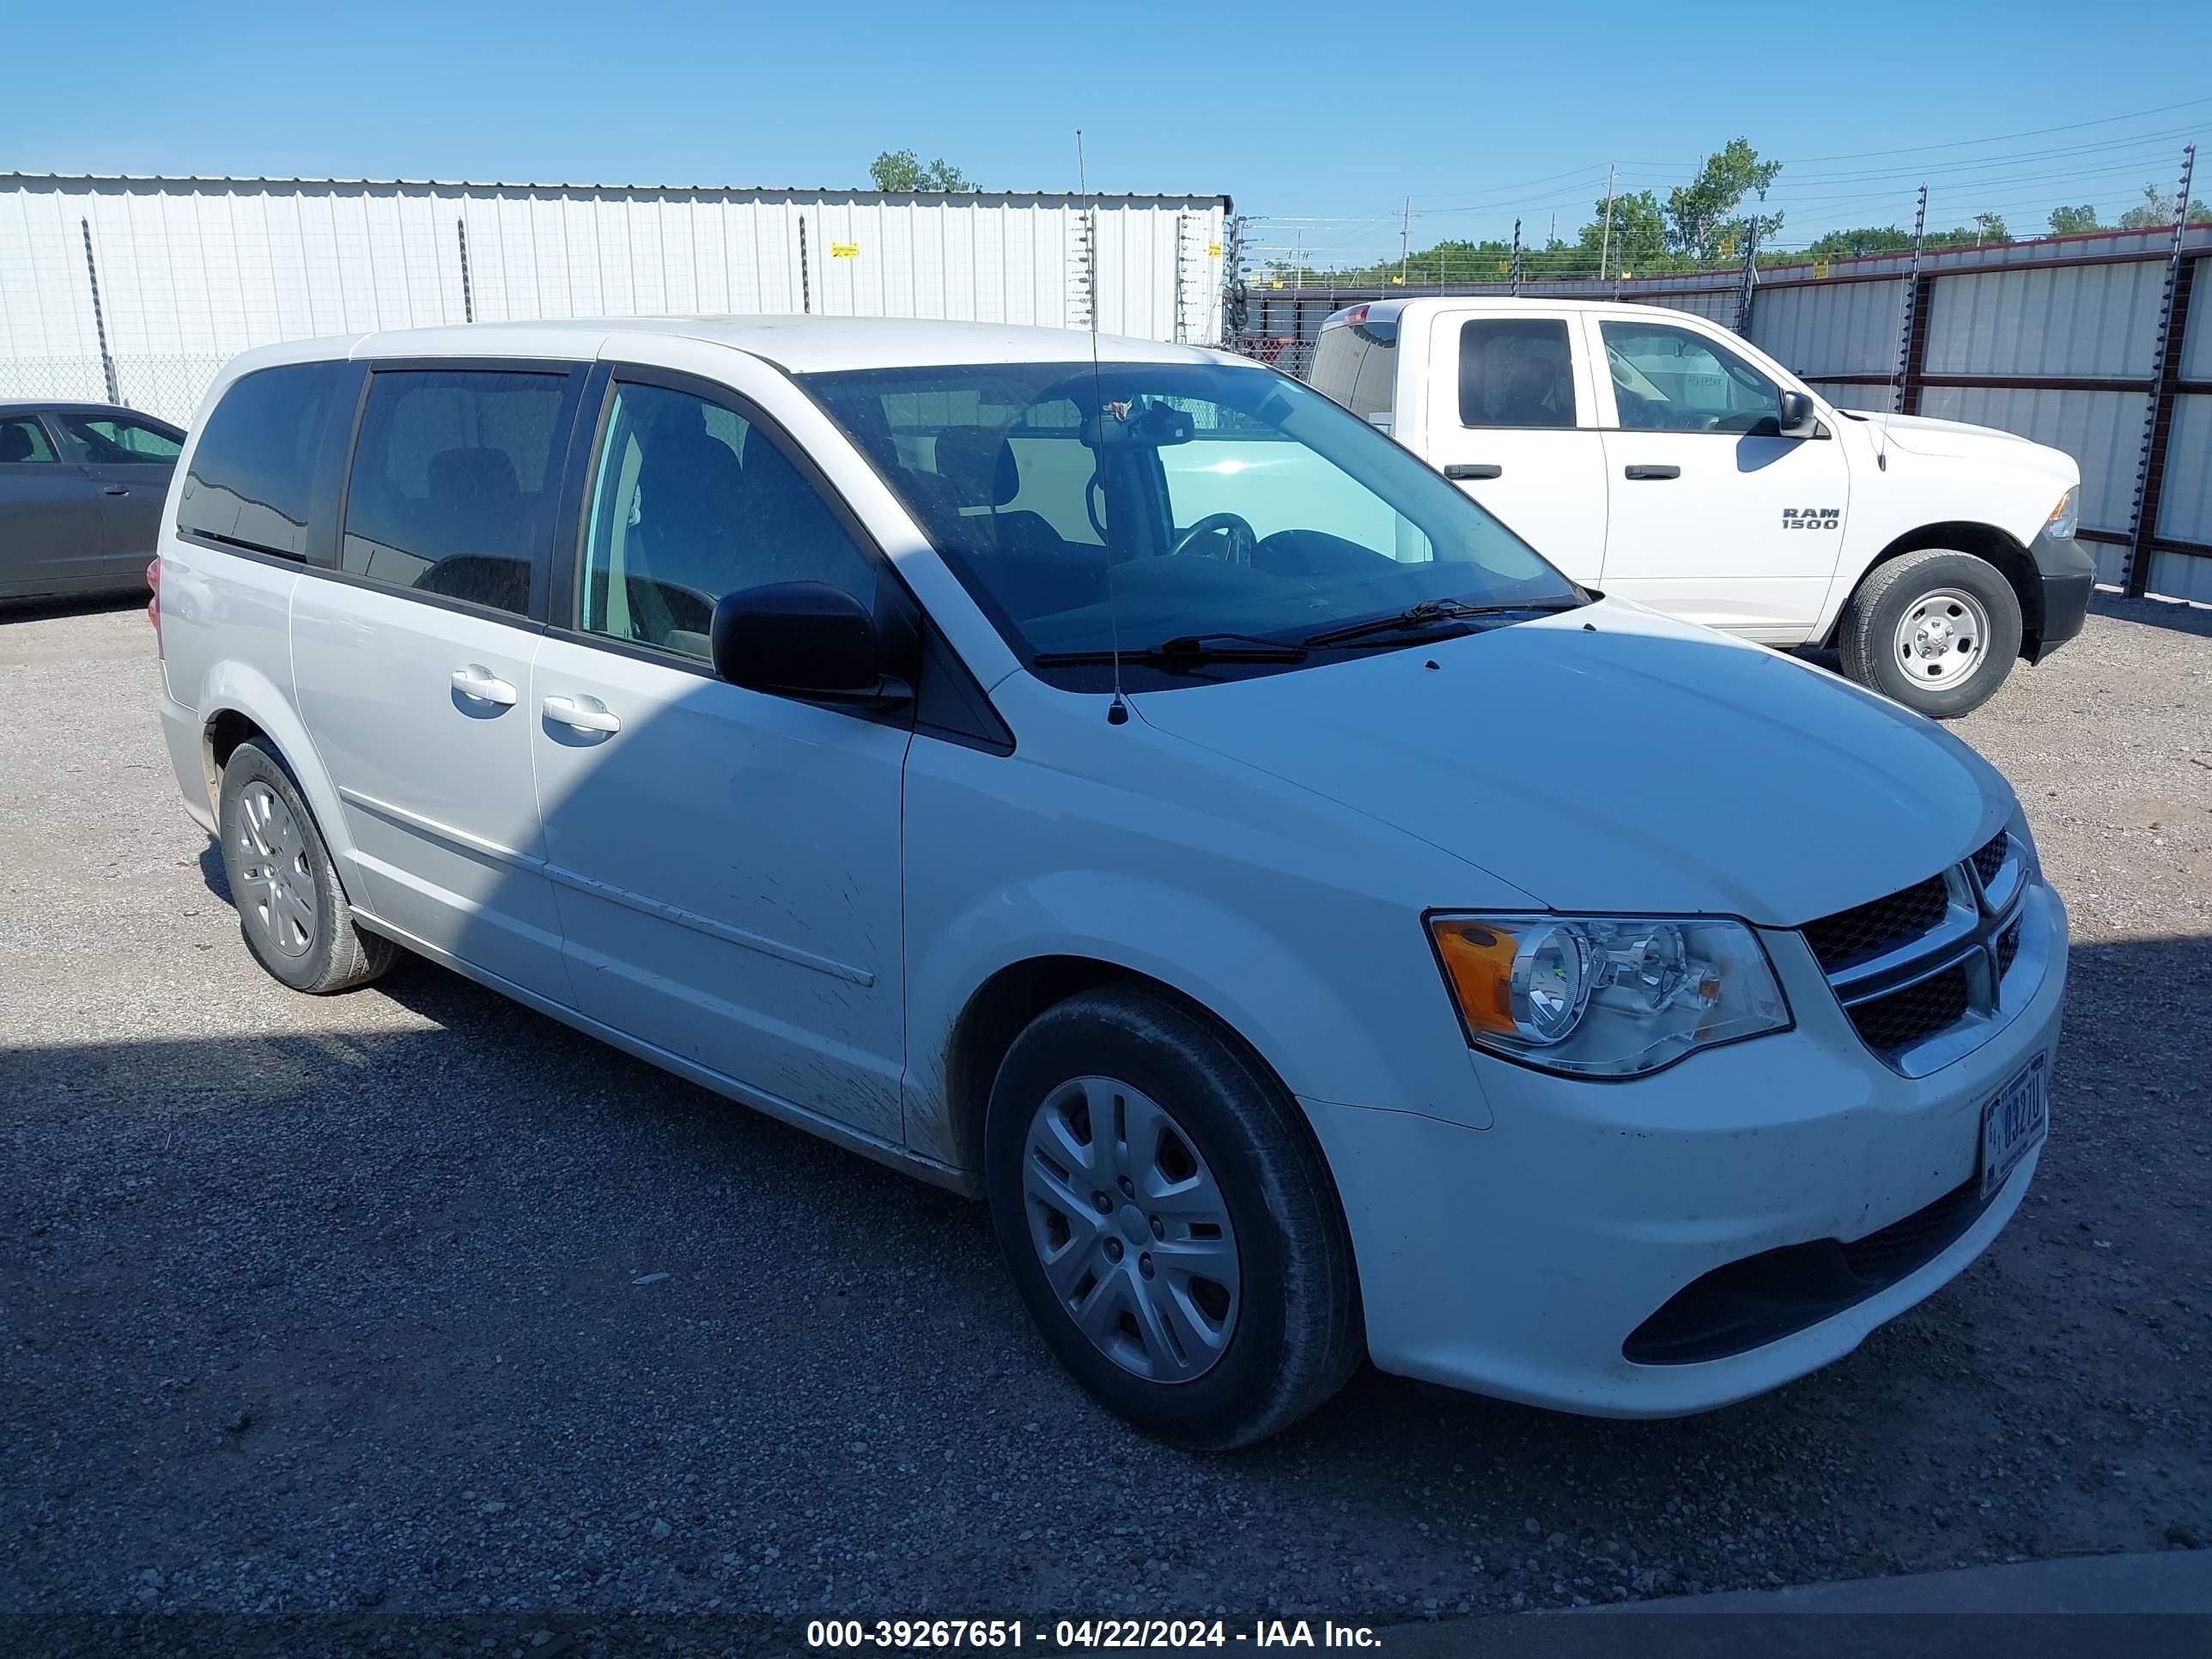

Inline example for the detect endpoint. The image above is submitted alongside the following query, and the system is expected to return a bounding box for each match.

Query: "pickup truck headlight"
[2045,488,2078,540]
[1426,914,1791,1079]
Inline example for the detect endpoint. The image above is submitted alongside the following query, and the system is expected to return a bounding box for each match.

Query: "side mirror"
[709,581,911,708]
[1778,389,1820,438]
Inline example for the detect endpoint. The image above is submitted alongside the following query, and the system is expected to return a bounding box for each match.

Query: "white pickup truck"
[1310,296,2095,717]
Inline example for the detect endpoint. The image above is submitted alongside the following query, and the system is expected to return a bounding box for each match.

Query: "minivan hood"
[1133,601,2012,925]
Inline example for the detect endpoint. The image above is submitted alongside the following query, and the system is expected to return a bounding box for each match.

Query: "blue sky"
[5,0,2208,264]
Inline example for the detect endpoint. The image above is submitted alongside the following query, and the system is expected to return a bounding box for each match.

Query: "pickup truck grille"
[1811,830,2034,1077]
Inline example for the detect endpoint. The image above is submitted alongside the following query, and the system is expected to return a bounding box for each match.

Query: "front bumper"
[2026,527,2094,662]
[1304,885,2067,1417]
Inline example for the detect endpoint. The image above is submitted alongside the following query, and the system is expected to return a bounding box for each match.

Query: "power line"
[1769,95,2212,164]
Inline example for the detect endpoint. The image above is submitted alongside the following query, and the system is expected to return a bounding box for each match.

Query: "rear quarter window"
[177,362,351,558]
[1310,325,1397,429]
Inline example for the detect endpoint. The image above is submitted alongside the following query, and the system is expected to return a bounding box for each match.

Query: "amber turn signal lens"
[1429,917,1522,1036]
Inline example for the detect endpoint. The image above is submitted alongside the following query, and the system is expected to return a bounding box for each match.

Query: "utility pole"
[1398,197,1412,287]
[1598,163,1617,283]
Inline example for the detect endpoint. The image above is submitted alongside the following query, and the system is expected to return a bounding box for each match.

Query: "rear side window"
[0,416,59,463]
[1311,326,1397,428]
[177,362,349,558]
[340,368,572,618]
[1460,319,1577,428]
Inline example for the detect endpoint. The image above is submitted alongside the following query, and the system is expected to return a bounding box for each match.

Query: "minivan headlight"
[1426,914,1791,1079]
[2045,488,2078,540]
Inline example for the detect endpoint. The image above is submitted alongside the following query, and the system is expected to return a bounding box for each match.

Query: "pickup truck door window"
[1593,318,1850,639]
[1426,316,1607,583]
[529,374,912,1146]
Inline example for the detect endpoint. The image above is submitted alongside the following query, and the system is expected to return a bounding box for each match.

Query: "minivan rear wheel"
[216,739,395,994]
[983,985,1363,1449]
[1838,548,2022,719]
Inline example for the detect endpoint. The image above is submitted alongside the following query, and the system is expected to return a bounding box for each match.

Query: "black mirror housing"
[709,581,910,707]
[1778,389,1820,438]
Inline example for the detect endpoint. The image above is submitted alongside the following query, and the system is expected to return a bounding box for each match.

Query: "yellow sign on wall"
[830,242,860,258]
[1813,258,1832,280]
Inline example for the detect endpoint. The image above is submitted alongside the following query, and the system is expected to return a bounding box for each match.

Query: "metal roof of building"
[2,173,1231,209]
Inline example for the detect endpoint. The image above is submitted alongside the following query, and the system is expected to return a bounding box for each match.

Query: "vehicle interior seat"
[912,427,1105,619]
[0,422,39,463]
[416,446,532,612]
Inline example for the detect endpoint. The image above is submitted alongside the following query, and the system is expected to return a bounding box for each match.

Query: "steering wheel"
[1170,512,1258,563]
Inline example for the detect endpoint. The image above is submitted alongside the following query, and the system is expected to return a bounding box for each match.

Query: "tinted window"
[1601,320,1784,434]
[1460,319,1577,428]
[1311,325,1397,428]
[56,412,183,463]
[177,362,349,558]
[341,369,571,618]
[580,382,878,661]
[0,416,58,463]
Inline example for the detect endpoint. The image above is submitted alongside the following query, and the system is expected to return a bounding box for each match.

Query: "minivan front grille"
[1808,829,2034,1077]
[1846,962,1972,1051]
[1802,873,1951,973]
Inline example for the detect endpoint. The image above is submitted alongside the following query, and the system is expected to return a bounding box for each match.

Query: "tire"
[1837,548,2023,719]
[216,738,395,994]
[983,985,1363,1450]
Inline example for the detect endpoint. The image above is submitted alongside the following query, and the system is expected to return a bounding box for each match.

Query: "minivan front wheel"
[217,739,394,994]
[984,986,1362,1449]
[1838,548,2022,719]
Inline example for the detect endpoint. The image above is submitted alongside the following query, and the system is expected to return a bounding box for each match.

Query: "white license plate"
[1980,1053,2049,1200]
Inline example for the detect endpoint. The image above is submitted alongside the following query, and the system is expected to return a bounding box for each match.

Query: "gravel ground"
[2,594,2208,1626]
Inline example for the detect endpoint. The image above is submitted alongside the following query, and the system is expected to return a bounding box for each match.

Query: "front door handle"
[1623,465,1681,480]
[1443,463,1504,481]
[101,484,131,496]
[450,664,518,706]
[542,694,622,734]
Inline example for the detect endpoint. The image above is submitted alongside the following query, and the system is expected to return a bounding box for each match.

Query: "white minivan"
[155,317,2063,1449]
[1310,297,2094,718]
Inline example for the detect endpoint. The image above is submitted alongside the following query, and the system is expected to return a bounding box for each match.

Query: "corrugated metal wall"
[0,176,1227,422]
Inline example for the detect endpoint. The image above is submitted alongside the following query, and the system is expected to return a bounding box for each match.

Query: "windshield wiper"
[1302,596,1582,649]
[1032,631,1310,667]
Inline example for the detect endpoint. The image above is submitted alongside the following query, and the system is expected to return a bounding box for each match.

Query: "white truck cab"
[1310,297,2094,717]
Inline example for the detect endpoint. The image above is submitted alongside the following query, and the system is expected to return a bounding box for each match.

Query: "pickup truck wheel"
[984,985,1363,1450]
[216,739,395,994]
[1838,549,2022,719]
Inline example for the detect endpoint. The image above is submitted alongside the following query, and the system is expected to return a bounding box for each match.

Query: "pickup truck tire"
[216,738,396,994]
[984,984,1363,1450]
[1838,549,2023,719]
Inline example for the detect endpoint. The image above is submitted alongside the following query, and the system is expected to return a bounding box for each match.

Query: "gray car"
[0,401,185,603]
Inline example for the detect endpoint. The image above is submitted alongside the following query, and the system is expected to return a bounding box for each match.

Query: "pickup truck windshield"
[803,360,1580,684]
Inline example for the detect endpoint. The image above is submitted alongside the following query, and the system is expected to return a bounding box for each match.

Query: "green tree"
[1577,189,1670,276]
[2117,181,2212,230]
[1802,226,1915,260]
[868,149,974,192]
[1664,139,1784,263]
[2047,204,2102,235]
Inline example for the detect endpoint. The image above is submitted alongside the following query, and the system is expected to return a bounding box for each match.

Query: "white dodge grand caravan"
[1310,297,2094,718]
[155,318,2063,1448]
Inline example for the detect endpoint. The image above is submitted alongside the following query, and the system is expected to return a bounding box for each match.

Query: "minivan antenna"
[1079,128,1130,726]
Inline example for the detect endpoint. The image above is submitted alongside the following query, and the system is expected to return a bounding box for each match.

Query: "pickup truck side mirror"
[1778,389,1821,439]
[709,580,913,708]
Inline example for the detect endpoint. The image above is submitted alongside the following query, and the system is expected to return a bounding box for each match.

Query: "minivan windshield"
[804,360,1581,685]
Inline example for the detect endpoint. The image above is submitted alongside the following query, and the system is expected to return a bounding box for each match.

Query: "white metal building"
[0,174,1230,422]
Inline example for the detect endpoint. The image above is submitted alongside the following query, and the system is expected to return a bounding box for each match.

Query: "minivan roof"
[214,316,1242,379]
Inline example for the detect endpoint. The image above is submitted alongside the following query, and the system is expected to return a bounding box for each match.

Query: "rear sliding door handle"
[1623,465,1681,481]
[1443,463,1504,481]
[101,484,131,496]
[450,664,518,705]
[542,694,622,734]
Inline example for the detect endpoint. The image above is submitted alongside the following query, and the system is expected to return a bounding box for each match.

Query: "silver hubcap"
[1894,586,1990,690]
[234,781,316,959]
[1020,1076,1241,1383]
